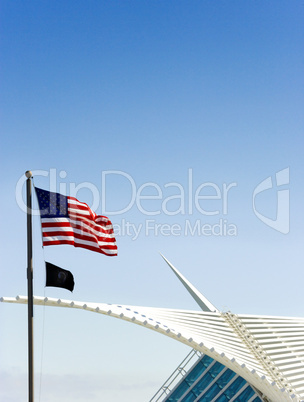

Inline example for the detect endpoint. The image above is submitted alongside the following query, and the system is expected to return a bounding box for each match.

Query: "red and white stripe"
[40,196,117,256]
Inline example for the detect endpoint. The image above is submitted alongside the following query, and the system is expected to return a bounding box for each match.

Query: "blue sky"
[1,1,303,401]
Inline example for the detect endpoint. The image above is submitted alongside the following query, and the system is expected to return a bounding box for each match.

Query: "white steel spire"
[160,254,218,313]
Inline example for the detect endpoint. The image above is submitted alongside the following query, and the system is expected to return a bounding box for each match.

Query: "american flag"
[35,187,117,256]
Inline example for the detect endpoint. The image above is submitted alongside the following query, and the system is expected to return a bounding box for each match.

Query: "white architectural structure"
[1,257,304,401]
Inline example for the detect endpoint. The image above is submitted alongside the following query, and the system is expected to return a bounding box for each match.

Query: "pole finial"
[25,171,32,179]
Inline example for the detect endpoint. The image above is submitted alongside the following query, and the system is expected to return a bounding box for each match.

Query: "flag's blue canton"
[35,187,68,218]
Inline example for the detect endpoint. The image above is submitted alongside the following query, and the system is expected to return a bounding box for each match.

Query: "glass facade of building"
[159,353,264,402]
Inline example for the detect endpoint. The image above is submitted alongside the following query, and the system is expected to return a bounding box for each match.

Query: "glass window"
[184,355,214,385]
[166,380,190,402]
[166,356,216,402]
[215,377,246,402]
[198,383,221,401]
[198,369,236,401]
[190,362,225,397]
[235,385,254,401]
[180,390,197,402]
[216,369,237,389]
[214,394,229,402]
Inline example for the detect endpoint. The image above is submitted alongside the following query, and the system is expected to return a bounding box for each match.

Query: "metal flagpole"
[25,170,34,402]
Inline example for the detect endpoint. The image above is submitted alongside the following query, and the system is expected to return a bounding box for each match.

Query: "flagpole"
[25,170,34,402]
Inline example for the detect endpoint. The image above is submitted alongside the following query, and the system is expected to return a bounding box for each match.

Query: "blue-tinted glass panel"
[215,369,236,390]
[181,390,198,402]
[198,369,236,401]
[182,372,214,402]
[166,356,214,402]
[181,362,225,402]
[251,397,263,402]
[235,385,254,400]
[185,355,214,385]
[215,377,246,402]
[179,390,197,402]
[166,380,190,402]
[214,394,229,402]
[198,383,221,401]
[191,362,224,397]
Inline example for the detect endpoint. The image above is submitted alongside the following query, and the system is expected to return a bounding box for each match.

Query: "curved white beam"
[2,295,303,401]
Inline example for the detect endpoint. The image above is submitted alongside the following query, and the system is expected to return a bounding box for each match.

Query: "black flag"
[45,262,75,292]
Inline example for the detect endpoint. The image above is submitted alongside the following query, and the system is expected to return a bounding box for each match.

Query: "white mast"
[160,254,218,313]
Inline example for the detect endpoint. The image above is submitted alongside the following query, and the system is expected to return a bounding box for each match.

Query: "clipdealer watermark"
[15,168,290,238]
